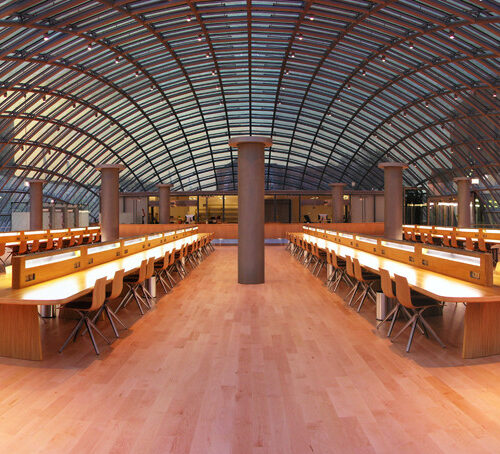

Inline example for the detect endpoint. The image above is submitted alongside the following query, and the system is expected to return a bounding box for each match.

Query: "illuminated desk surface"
[297,233,500,359]
[0,233,204,361]
[302,233,500,303]
[0,234,202,305]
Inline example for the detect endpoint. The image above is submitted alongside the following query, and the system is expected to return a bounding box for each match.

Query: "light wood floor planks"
[0,246,500,454]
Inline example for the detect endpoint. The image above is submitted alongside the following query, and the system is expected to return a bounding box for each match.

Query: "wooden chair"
[478,237,488,252]
[344,256,359,305]
[88,269,127,338]
[44,237,54,251]
[116,259,149,315]
[329,249,350,292]
[68,236,76,248]
[165,248,178,285]
[11,240,28,258]
[0,243,6,272]
[155,251,173,293]
[450,232,458,248]
[30,239,40,253]
[352,258,379,312]
[403,231,411,241]
[426,233,434,245]
[376,269,413,336]
[59,276,110,355]
[464,237,475,251]
[391,274,446,353]
[141,257,156,306]
[76,234,84,246]
[441,235,450,247]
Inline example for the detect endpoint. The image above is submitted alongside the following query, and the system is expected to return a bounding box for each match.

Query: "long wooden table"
[0,233,204,361]
[299,232,500,359]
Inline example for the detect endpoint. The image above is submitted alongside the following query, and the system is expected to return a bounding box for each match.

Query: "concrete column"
[62,205,69,228]
[329,183,346,223]
[454,177,472,228]
[158,184,173,224]
[29,180,45,230]
[229,136,272,284]
[73,205,80,228]
[49,203,55,229]
[96,164,125,242]
[378,162,408,240]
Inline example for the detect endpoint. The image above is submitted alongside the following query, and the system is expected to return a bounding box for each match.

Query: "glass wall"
[122,190,381,224]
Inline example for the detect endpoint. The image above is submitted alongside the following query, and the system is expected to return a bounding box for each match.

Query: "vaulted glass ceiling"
[0,0,498,224]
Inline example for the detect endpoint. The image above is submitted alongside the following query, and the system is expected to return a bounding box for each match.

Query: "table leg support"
[0,304,42,360]
[463,302,500,359]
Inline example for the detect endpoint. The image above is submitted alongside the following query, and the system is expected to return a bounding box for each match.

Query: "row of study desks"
[0,232,205,361]
[298,232,500,359]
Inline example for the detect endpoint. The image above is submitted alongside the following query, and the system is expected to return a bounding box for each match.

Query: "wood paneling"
[0,305,41,360]
[119,222,384,239]
[463,301,500,358]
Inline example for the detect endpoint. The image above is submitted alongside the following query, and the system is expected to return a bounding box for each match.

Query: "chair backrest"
[94,232,101,243]
[426,233,434,245]
[18,241,27,254]
[420,233,427,243]
[379,269,395,299]
[345,256,355,278]
[109,269,124,300]
[441,235,450,247]
[394,274,414,309]
[411,231,417,242]
[450,232,458,248]
[0,242,5,256]
[89,276,108,311]
[31,239,40,253]
[352,258,364,281]
[145,257,155,279]
[478,237,487,252]
[403,231,411,241]
[69,236,76,247]
[45,237,54,250]
[331,250,341,270]
[136,259,147,284]
[465,237,474,251]
[76,235,84,246]
[168,249,176,266]
[161,251,169,270]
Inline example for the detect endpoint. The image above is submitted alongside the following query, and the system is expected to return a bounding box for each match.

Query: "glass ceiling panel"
[0,0,497,226]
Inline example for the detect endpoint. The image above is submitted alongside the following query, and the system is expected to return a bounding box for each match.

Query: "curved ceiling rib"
[0,0,497,225]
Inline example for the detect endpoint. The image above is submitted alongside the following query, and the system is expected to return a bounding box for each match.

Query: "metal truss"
[0,0,497,226]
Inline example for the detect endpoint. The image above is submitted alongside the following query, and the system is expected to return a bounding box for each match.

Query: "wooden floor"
[1,246,500,453]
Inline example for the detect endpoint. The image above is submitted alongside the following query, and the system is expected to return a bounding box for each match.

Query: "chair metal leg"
[84,318,100,355]
[418,312,446,348]
[346,282,359,306]
[104,305,120,338]
[59,317,85,353]
[405,316,419,352]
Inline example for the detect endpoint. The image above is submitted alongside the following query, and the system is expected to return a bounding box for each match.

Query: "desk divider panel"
[0,226,101,245]
[402,225,500,244]
[11,227,198,289]
[302,226,493,286]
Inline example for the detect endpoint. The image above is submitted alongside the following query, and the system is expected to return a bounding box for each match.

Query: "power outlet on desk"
[124,249,128,254]
[116,251,120,257]
[422,259,428,266]
[88,258,93,265]
[470,271,480,280]
[409,256,414,263]
[74,262,81,269]
[25,273,35,282]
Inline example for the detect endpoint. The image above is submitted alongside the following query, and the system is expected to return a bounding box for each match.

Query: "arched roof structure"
[0,0,498,224]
